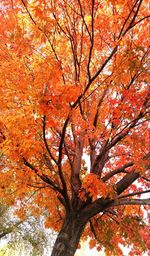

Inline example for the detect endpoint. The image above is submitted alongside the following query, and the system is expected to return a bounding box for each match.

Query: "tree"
[0,203,54,256]
[0,0,150,255]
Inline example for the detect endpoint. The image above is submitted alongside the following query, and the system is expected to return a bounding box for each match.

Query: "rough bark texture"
[51,214,86,256]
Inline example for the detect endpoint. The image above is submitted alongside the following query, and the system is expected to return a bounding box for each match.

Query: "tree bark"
[51,214,86,256]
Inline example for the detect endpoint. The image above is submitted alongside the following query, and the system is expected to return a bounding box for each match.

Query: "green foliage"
[0,204,54,256]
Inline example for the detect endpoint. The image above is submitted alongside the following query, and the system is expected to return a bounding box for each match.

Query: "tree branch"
[116,189,150,200]
[73,0,145,109]
[118,0,139,38]
[116,171,139,195]
[87,0,95,80]
[124,0,144,34]
[102,162,133,182]
[43,115,57,164]
[57,115,71,211]
[108,111,145,151]
[23,158,62,194]
[110,198,150,207]
[0,221,23,239]
[129,15,150,29]
[89,219,98,240]
[71,133,85,201]
[93,87,108,128]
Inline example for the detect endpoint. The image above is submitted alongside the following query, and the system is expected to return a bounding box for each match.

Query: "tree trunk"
[51,215,86,256]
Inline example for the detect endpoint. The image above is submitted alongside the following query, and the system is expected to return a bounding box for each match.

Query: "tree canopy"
[0,0,150,255]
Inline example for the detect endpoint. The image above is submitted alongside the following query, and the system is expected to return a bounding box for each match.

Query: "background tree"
[0,203,54,256]
[0,0,150,255]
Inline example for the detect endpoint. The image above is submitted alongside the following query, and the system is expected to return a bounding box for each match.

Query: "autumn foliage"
[0,0,150,255]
